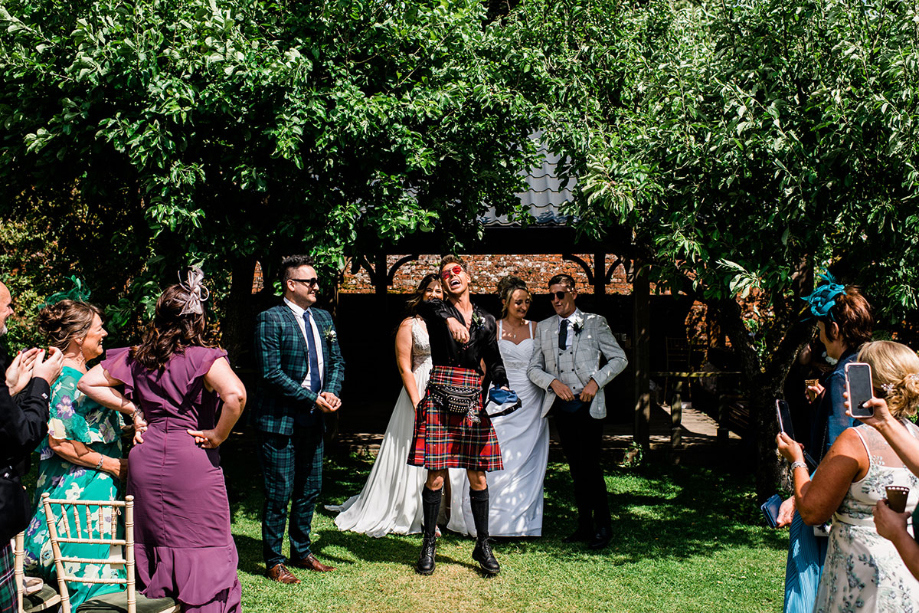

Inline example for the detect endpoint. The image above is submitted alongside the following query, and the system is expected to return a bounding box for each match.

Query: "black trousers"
[552,399,611,529]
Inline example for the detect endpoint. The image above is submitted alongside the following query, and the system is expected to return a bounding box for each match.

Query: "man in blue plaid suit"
[254,256,345,584]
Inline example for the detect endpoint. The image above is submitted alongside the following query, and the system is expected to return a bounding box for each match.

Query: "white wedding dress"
[330,318,463,537]
[450,320,549,537]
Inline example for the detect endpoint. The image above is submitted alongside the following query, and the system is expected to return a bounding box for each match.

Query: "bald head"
[0,282,12,336]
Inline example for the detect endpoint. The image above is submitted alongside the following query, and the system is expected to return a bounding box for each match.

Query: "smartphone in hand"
[846,362,874,419]
[776,399,795,439]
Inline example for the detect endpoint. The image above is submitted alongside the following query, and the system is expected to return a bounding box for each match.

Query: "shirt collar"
[558,309,581,324]
[284,297,310,318]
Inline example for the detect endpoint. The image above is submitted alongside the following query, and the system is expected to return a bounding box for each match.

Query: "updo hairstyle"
[496,275,529,319]
[820,287,873,347]
[857,341,919,419]
[131,284,210,370]
[38,300,103,351]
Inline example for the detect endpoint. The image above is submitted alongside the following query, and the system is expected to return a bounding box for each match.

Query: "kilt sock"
[469,487,490,539]
[421,486,442,538]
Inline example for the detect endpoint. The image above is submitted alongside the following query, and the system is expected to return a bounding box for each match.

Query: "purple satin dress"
[102,347,241,613]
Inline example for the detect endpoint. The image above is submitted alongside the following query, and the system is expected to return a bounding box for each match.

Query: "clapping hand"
[32,347,64,385]
[5,348,39,395]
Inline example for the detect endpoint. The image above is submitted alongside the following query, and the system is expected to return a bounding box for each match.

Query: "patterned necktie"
[303,310,322,392]
[558,318,568,350]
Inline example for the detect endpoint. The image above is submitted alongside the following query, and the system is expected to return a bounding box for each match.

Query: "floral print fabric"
[23,366,125,607]
[814,423,919,612]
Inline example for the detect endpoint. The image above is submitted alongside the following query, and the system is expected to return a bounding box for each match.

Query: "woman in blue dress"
[780,274,873,613]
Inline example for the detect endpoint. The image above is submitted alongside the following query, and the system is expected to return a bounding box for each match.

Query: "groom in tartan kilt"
[254,255,345,584]
[408,255,507,576]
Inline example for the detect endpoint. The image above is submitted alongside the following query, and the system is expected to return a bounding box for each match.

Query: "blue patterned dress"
[22,366,125,607]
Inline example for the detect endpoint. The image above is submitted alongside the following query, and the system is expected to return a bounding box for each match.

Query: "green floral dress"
[22,366,125,607]
[814,423,919,612]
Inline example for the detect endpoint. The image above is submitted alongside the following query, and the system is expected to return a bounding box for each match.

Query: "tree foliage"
[0,0,549,350]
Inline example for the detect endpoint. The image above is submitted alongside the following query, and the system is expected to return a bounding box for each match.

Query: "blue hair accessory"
[802,271,845,321]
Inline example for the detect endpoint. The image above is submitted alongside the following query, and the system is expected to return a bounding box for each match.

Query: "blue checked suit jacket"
[253,304,345,435]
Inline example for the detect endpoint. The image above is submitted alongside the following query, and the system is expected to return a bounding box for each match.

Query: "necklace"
[503,318,528,339]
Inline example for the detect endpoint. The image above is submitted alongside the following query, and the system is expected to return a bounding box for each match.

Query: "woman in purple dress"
[79,270,245,613]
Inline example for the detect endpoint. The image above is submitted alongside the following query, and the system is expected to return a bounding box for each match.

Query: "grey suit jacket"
[527,311,628,419]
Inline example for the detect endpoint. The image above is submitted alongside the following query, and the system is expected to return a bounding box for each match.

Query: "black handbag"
[0,465,31,543]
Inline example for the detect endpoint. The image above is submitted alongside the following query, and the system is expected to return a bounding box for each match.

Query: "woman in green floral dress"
[23,300,139,608]
[778,340,919,611]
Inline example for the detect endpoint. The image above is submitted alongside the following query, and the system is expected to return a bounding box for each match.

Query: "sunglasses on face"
[552,291,569,300]
[441,265,463,280]
[291,278,319,289]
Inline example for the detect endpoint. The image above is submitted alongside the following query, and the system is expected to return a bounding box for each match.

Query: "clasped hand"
[550,379,599,403]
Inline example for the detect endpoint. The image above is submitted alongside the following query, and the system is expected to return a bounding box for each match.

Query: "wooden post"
[374,252,387,295]
[633,263,651,449]
[671,380,683,448]
[594,252,605,298]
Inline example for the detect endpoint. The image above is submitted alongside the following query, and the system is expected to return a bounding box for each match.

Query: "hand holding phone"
[846,362,875,419]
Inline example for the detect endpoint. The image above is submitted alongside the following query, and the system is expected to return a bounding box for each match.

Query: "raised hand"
[5,348,39,395]
[33,347,64,384]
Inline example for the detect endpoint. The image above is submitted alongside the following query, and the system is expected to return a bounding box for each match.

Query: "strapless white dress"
[450,320,549,537]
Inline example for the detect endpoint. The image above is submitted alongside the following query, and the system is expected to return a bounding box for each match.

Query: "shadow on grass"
[222,428,787,572]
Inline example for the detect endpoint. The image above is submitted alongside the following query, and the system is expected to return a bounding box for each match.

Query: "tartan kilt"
[408,366,504,472]
[0,542,14,613]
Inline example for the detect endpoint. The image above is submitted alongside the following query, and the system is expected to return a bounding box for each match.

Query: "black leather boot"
[472,537,500,575]
[469,487,499,575]
[416,534,437,575]
[416,486,442,575]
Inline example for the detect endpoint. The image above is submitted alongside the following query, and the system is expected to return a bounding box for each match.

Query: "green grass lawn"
[222,433,788,613]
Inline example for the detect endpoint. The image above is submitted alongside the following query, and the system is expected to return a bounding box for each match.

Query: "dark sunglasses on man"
[441,265,463,280]
[551,290,569,300]
[290,278,319,289]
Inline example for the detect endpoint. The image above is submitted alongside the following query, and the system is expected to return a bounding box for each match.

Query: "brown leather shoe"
[291,553,336,572]
[266,563,300,584]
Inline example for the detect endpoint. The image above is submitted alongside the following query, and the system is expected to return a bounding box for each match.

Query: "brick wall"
[339,253,632,295]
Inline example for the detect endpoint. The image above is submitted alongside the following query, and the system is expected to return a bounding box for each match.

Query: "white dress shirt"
[557,309,582,351]
[284,297,325,388]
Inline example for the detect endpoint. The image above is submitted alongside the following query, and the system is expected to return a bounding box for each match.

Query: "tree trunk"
[716,298,817,501]
[221,256,258,366]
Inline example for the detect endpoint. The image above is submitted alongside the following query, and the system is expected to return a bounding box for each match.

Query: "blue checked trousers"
[259,426,324,568]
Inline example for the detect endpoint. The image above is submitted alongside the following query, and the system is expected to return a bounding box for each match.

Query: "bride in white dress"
[331,274,462,537]
[450,277,549,537]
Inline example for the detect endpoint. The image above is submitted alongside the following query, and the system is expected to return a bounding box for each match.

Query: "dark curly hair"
[37,300,103,351]
[131,284,211,370]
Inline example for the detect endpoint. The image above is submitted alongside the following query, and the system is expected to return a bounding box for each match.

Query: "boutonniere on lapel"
[570,314,584,336]
[470,311,485,332]
[323,328,338,344]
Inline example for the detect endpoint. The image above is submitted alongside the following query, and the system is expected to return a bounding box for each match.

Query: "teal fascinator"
[802,271,846,321]
[40,276,92,308]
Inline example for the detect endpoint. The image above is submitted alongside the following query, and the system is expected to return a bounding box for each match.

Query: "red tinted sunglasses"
[441,265,463,280]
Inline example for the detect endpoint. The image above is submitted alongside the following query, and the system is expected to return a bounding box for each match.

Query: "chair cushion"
[22,584,61,613]
[77,590,179,613]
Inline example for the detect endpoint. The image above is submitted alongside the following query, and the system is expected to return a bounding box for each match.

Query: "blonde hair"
[857,341,919,419]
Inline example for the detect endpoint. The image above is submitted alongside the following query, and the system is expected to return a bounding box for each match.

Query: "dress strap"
[529,320,534,338]
[851,427,873,466]
[498,319,503,338]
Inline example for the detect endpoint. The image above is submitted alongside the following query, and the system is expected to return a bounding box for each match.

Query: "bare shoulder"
[398,317,416,332]
[827,427,868,458]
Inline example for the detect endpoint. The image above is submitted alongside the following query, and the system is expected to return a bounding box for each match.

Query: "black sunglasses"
[290,278,319,289]
[552,290,569,300]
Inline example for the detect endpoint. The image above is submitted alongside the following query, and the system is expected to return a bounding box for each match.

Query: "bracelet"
[95,454,105,470]
[790,461,807,472]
